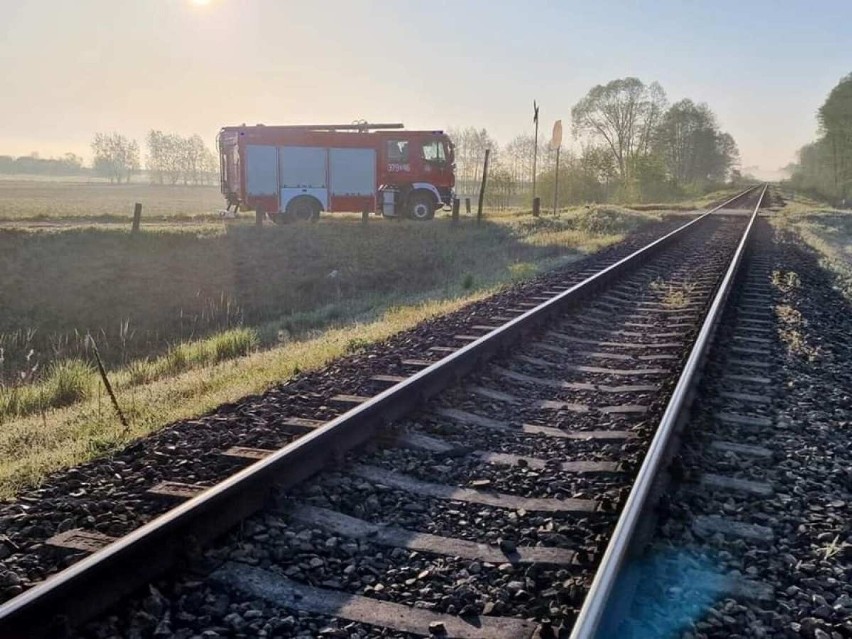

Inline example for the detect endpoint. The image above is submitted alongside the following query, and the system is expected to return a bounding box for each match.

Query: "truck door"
[385,140,411,175]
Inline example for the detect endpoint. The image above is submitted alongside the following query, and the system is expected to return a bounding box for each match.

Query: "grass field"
[0,207,655,376]
[0,179,223,221]
[0,177,674,496]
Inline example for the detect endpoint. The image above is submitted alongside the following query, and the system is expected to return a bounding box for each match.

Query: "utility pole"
[552,145,561,215]
[477,149,490,224]
[550,120,563,215]
[532,100,539,205]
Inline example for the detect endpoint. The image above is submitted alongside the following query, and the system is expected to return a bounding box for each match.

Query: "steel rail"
[569,184,768,639]
[0,186,760,637]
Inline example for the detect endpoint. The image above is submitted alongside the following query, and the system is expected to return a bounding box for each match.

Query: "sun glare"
[191,0,211,6]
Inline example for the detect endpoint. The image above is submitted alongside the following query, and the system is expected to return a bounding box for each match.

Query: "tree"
[92,133,140,183]
[788,72,852,203]
[504,134,537,193]
[577,145,618,200]
[181,134,217,185]
[485,167,517,210]
[146,131,217,185]
[571,77,667,182]
[653,99,738,187]
[817,73,852,200]
[146,130,183,185]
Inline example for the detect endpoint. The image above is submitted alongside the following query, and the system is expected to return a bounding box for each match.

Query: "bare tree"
[504,134,536,192]
[146,131,183,185]
[147,131,217,185]
[447,127,498,196]
[91,133,140,184]
[181,135,216,185]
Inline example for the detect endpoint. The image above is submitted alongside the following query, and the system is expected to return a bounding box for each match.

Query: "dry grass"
[774,302,821,361]
[772,196,852,300]
[649,278,698,309]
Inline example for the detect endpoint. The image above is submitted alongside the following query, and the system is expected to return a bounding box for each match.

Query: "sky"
[1,0,850,179]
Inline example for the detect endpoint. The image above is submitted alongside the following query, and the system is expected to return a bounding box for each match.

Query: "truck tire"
[407,192,436,221]
[287,196,321,222]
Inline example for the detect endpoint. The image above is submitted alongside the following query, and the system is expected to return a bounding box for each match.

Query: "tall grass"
[0,359,95,421]
[0,329,259,422]
[125,328,260,386]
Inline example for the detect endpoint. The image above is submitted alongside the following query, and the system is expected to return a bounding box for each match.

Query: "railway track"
[0,187,778,638]
[615,215,852,638]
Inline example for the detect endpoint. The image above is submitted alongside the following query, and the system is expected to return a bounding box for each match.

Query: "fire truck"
[217,123,455,223]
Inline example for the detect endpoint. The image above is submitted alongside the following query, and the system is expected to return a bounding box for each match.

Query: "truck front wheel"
[275,196,321,224]
[407,192,436,221]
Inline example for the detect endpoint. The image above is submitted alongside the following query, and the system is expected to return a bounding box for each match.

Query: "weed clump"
[0,358,95,421]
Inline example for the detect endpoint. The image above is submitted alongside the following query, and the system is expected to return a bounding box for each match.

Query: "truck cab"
[377,132,455,219]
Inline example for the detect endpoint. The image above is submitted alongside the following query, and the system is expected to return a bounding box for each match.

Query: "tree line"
[451,76,740,208]
[90,132,218,185]
[0,132,219,185]
[0,152,87,177]
[786,72,852,205]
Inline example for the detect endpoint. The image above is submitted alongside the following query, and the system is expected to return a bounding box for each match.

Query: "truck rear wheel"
[407,192,436,221]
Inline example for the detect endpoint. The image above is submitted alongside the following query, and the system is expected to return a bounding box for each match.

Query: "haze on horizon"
[2,0,850,180]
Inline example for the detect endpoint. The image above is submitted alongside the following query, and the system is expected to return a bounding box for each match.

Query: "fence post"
[465,197,471,215]
[451,198,460,225]
[256,208,264,226]
[131,203,142,233]
[88,336,128,430]
[362,209,369,224]
[532,197,541,217]
[476,149,490,224]
[552,145,561,215]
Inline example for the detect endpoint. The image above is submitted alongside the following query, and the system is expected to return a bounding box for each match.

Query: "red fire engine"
[217,123,455,222]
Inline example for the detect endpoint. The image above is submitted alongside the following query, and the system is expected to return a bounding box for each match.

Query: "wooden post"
[451,198,460,225]
[255,208,264,226]
[532,100,539,206]
[465,197,471,214]
[533,197,541,217]
[552,146,561,215]
[88,335,128,430]
[131,203,142,233]
[362,209,369,224]
[476,149,490,224]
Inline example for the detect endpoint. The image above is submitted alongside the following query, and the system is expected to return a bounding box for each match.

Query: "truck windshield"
[421,140,446,163]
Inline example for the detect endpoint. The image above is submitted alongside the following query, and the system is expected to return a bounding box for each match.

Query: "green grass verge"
[0,294,487,498]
